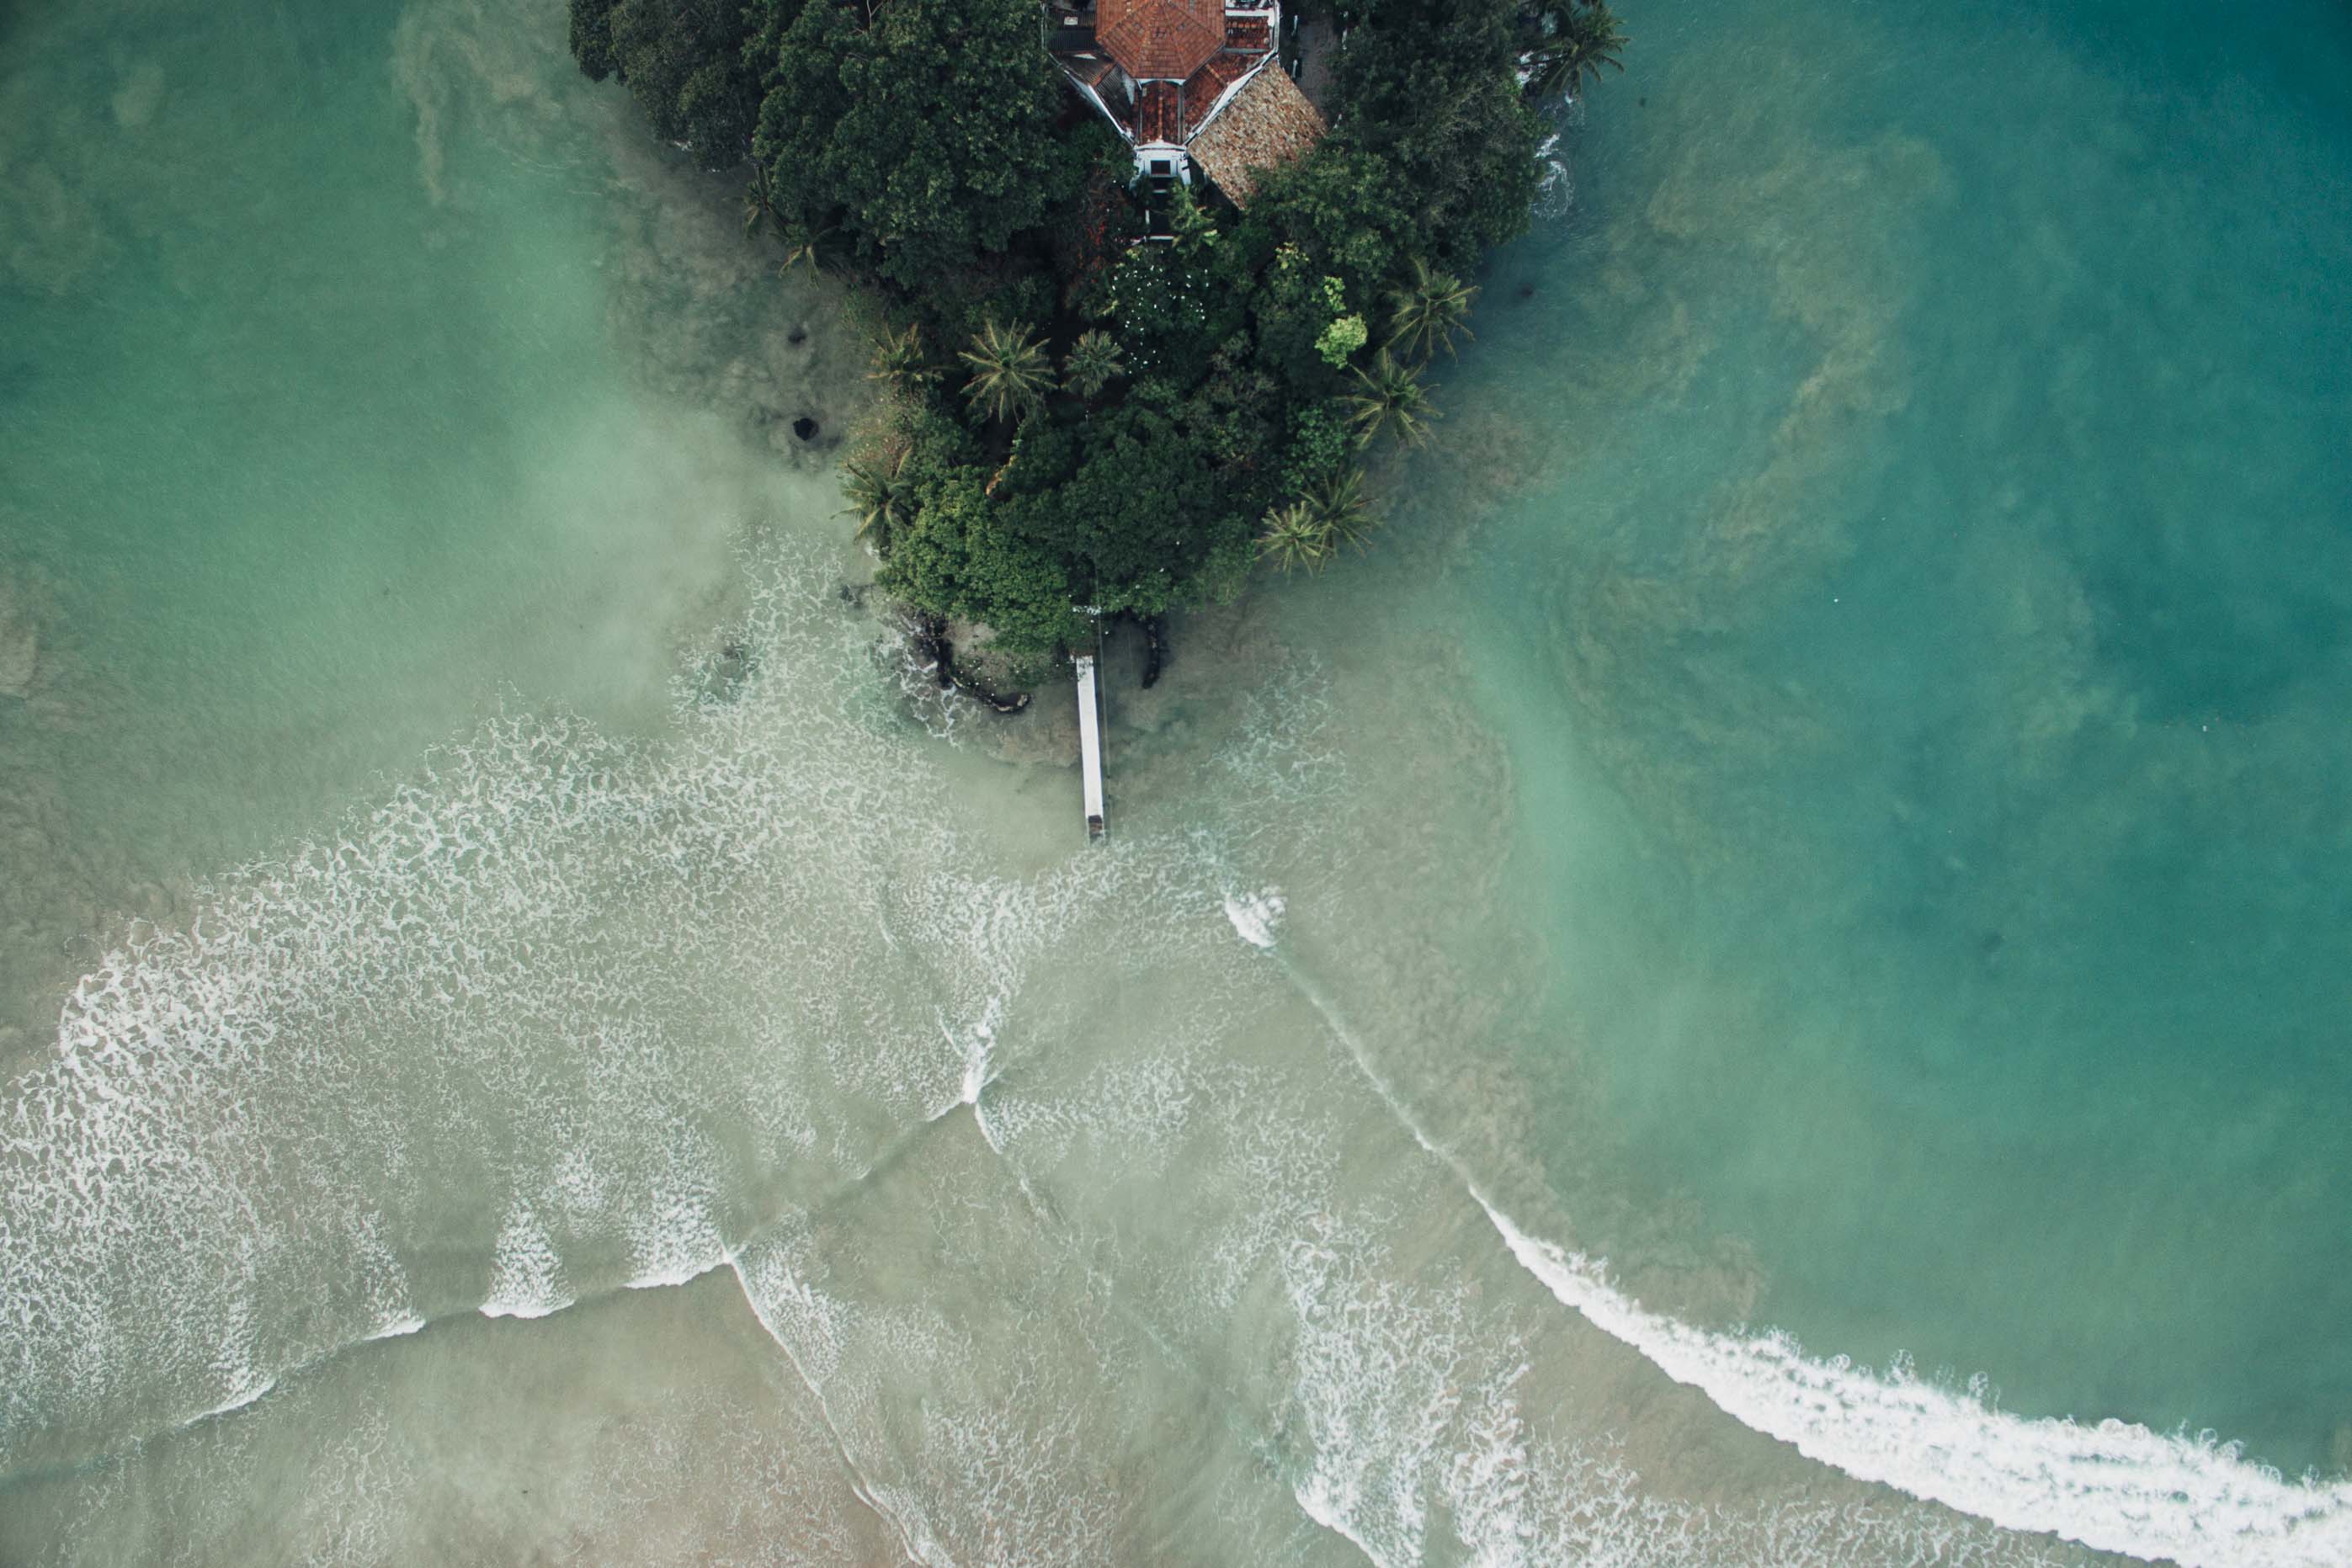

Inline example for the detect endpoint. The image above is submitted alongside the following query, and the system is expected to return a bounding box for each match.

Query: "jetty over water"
[1075,648,1106,840]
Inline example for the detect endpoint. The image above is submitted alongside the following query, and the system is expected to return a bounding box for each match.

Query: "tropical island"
[567,0,1626,692]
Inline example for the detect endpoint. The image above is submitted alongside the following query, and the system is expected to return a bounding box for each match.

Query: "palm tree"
[841,449,913,544]
[1305,467,1379,555]
[1062,330,1126,401]
[1386,258,1479,362]
[771,217,843,274]
[958,320,1054,425]
[1257,502,1331,575]
[1344,350,1439,449]
[1530,3,1629,99]
[870,322,939,396]
[741,166,778,240]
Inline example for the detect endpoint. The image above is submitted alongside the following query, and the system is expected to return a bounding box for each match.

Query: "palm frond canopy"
[1062,330,1126,401]
[1344,349,1439,449]
[870,322,939,391]
[1386,258,1479,361]
[1531,3,1630,98]
[841,449,913,542]
[1308,468,1379,554]
[959,321,1053,424]
[1257,502,1330,575]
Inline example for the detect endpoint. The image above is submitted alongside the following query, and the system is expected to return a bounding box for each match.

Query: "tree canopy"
[1317,0,1547,270]
[567,0,762,170]
[749,0,1095,295]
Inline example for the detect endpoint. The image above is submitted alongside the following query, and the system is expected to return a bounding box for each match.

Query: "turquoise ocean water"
[1455,0,2352,1475]
[4,0,2352,1562]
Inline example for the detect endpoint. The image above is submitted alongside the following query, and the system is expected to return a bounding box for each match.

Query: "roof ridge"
[1094,0,1225,82]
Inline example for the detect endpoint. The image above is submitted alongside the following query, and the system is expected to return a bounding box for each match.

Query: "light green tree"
[1317,311,1370,367]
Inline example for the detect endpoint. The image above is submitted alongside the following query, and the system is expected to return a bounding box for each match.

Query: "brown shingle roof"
[1096,0,1223,82]
[1189,64,1326,207]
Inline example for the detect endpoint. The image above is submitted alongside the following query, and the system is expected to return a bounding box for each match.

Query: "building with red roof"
[1044,0,1320,201]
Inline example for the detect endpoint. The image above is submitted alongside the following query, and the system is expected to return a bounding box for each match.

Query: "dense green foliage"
[568,0,1627,674]
[1311,0,1546,276]
[748,0,1096,295]
[568,0,763,170]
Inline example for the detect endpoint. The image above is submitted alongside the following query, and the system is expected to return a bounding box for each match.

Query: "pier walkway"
[1075,645,1106,841]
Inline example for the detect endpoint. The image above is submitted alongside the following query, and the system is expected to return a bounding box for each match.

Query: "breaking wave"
[1482,1205,2352,1568]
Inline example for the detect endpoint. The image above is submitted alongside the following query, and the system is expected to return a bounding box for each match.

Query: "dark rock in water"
[791,416,819,442]
[1141,614,1168,688]
[954,678,1030,715]
[913,613,954,688]
[902,609,1029,713]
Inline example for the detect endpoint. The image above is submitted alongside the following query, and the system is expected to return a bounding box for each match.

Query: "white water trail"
[1242,920,2352,1567]
[721,1251,944,1568]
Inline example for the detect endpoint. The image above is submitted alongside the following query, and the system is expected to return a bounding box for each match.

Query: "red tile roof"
[1136,77,1183,144]
[1183,53,1249,121]
[1096,0,1224,82]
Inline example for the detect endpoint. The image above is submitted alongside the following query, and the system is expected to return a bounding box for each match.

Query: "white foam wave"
[481,1200,572,1320]
[946,990,1006,1109]
[0,545,1054,1461]
[1281,1231,1473,1565]
[365,1316,428,1342]
[189,1376,277,1425]
[1532,98,1583,221]
[1272,1226,2032,1568]
[618,1130,729,1288]
[1223,887,1286,949]
[1480,1202,2352,1568]
[1274,949,2352,1566]
[974,933,2056,1568]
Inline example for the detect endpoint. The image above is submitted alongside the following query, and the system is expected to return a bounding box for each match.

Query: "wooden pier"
[1075,642,1107,841]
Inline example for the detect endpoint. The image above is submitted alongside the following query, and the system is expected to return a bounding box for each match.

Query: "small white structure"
[1075,652,1106,840]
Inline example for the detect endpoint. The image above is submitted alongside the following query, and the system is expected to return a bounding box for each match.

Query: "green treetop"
[750,0,1092,298]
